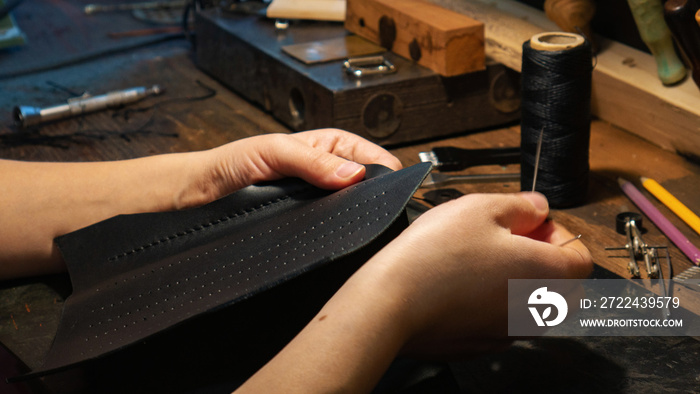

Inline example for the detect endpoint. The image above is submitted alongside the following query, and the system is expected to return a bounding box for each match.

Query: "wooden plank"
[592,43,700,157]
[345,0,485,76]
[427,0,700,160]
[266,0,346,21]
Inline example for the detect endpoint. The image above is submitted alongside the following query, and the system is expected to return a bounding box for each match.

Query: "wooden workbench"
[1,1,699,393]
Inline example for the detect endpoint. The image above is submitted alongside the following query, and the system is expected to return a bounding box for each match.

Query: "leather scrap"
[23,162,432,378]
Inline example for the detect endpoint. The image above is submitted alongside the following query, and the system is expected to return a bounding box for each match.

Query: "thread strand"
[520,33,593,208]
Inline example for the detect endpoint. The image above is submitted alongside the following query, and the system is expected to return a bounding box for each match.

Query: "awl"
[13,85,163,128]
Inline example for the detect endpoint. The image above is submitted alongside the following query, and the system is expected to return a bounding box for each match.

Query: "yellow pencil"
[641,176,700,236]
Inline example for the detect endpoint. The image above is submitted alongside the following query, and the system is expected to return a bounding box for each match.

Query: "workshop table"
[1,1,700,393]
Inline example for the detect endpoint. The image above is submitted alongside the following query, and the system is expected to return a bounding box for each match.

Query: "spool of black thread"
[520,32,593,208]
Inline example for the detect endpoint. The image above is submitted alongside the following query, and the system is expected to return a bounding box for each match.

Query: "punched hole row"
[85,193,390,334]
[109,195,294,262]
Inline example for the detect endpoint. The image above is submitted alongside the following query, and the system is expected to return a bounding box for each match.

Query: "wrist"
[239,257,417,393]
[120,149,222,212]
[150,150,220,211]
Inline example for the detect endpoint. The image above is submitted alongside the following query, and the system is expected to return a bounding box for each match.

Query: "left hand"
[185,129,403,207]
[0,128,400,279]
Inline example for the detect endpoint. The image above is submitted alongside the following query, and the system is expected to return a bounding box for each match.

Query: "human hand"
[0,128,399,279]
[187,129,402,207]
[235,192,592,393]
[357,192,592,357]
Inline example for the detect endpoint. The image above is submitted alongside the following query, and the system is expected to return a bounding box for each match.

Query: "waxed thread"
[520,35,593,208]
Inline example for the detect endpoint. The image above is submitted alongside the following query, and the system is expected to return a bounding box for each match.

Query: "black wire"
[45,81,85,97]
[0,33,185,81]
[82,79,218,139]
[115,79,216,120]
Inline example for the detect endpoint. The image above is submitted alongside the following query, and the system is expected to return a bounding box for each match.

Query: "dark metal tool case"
[195,9,520,146]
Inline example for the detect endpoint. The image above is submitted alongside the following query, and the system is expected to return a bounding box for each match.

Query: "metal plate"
[282,35,385,64]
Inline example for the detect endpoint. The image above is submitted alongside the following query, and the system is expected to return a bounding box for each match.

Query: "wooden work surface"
[1,2,700,393]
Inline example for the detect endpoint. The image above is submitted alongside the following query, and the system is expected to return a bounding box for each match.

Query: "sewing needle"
[529,128,580,249]
[559,234,582,247]
[532,127,544,192]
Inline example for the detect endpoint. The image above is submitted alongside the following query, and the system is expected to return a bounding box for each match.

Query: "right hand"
[356,192,593,357]
[234,192,592,394]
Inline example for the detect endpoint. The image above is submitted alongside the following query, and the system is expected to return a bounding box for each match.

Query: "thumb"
[495,192,550,236]
[299,156,367,189]
[260,135,367,189]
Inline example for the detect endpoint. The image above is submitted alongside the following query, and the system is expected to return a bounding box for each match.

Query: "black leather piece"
[26,162,432,378]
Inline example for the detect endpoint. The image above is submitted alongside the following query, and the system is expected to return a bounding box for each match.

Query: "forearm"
[236,192,593,393]
[0,152,212,279]
[0,130,401,280]
[235,255,416,394]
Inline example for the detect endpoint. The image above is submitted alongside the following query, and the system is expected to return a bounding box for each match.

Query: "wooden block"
[428,0,700,160]
[266,0,346,22]
[345,0,485,76]
[196,12,519,146]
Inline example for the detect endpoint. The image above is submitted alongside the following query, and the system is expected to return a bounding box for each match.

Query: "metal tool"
[606,212,673,318]
[658,246,672,319]
[421,172,520,188]
[84,0,186,15]
[343,56,396,77]
[559,234,582,247]
[13,85,163,128]
[674,265,700,289]
[418,146,520,172]
[282,36,385,65]
[531,127,544,192]
[605,212,668,279]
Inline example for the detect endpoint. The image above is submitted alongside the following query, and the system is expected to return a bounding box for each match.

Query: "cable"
[0,33,185,81]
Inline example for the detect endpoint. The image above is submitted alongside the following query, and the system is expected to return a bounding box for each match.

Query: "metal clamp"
[606,212,673,318]
[343,56,396,78]
[605,212,668,279]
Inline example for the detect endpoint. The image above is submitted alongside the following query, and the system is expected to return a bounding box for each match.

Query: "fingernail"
[520,191,549,213]
[335,161,364,179]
